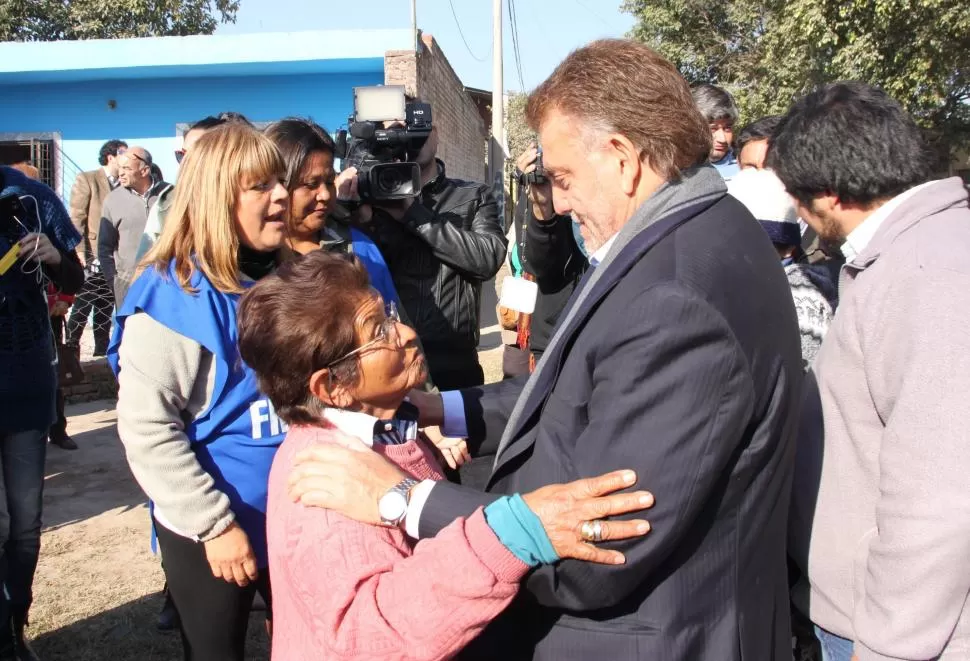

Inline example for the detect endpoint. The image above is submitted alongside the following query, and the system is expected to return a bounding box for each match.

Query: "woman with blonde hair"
[107,122,289,661]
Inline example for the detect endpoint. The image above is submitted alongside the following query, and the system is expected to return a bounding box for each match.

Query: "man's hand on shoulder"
[288,440,408,525]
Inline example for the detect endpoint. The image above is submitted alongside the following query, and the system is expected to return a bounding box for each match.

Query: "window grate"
[0,138,56,190]
[30,140,54,189]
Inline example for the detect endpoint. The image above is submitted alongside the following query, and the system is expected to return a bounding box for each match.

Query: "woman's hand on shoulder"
[522,470,654,565]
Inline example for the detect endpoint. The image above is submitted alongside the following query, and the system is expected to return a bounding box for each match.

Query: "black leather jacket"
[361,160,507,385]
[513,188,588,356]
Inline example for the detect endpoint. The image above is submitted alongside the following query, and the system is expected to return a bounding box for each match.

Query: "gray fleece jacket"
[116,312,231,541]
[790,177,970,661]
[98,181,167,304]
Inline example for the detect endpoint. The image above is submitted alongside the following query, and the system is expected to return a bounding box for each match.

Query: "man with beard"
[776,82,970,661]
[287,39,802,660]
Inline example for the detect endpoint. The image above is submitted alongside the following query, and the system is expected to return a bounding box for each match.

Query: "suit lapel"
[490,199,720,480]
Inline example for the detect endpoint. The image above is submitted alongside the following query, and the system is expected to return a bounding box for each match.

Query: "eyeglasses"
[326,302,401,369]
[174,149,186,164]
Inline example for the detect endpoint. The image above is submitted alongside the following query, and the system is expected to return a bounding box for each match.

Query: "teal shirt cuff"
[484,494,559,567]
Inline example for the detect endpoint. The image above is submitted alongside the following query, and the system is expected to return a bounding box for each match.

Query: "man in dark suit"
[66,138,127,356]
[288,39,803,660]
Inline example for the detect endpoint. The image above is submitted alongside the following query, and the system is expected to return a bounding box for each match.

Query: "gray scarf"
[493,165,728,465]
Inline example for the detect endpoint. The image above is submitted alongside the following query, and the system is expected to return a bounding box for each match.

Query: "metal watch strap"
[392,477,420,501]
[384,477,420,527]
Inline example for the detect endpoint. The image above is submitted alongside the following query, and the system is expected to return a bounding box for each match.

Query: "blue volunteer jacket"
[108,261,285,566]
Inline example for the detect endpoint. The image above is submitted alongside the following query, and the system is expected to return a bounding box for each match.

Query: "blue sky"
[218,0,636,92]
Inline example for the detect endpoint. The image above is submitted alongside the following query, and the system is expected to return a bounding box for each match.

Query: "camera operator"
[512,143,588,364]
[343,118,507,391]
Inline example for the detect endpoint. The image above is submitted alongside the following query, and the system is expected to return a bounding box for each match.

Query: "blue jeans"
[815,625,855,661]
[0,428,48,625]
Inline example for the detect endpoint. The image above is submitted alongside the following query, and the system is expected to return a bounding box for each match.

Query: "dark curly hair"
[98,139,128,166]
[767,82,933,207]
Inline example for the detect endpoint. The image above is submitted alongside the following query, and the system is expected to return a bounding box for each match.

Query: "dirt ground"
[27,279,508,660]
[27,399,254,661]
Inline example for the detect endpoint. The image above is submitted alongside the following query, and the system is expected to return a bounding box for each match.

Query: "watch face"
[379,491,407,523]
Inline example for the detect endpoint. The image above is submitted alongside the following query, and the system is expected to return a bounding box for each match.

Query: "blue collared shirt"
[712,151,740,181]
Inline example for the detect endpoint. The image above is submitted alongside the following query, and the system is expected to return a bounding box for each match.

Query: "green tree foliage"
[623,0,970,161]
[0,0,239,41]
[504,91,533,179]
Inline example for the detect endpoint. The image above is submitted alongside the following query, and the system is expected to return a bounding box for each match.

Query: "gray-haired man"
[692,83,740,180]
[97,146,168,308]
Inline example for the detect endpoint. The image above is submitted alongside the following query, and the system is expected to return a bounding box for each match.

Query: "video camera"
[335,86,433,201]
[517,145,547,186]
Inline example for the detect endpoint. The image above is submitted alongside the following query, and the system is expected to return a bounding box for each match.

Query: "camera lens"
[376,167,406,193]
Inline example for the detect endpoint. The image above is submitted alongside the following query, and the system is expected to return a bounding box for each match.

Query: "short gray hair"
[691,84,739,125]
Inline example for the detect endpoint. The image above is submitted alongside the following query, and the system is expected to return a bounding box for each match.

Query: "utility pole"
[489,0,506,220]
[410,0,418,51]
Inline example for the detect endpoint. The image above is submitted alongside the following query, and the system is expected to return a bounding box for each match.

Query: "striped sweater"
[785,262,838,370]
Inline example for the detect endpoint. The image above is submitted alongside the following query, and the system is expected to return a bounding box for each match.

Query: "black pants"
[155,524,270,661]
[66,271,113,355]
[49,316,67,436]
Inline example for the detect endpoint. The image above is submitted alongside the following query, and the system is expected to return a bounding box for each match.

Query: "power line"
[511,0,526,90]
[447,0,489,63]
[508,0,527,92]
[570,0,621,33]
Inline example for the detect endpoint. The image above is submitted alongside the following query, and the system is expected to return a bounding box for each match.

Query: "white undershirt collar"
[589,233,619,267]
[320,408,379,447]
[841,181,934,262]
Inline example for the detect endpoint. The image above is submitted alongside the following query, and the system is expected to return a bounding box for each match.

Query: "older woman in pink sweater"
[237,251,653,661]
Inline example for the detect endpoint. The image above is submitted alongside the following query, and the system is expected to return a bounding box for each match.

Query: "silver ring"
[581,520,605,543]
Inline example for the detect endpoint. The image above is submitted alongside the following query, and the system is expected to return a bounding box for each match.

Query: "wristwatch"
[378,477,420,527]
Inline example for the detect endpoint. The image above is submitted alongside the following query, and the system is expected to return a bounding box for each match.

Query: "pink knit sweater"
[267,424,529,661]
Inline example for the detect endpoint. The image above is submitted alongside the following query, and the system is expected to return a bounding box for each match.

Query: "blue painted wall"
[0,69,383,201]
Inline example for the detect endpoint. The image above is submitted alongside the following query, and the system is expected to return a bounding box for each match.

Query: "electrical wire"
[508,0,528,92]
[569,0,620,32]
[447,0,490,63]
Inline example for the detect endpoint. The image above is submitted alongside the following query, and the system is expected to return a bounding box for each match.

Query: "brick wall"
[385,34,488,184]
